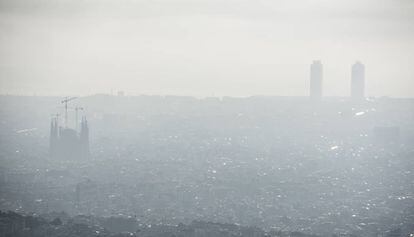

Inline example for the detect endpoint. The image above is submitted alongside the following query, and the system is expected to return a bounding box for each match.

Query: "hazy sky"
[0,0,413,97]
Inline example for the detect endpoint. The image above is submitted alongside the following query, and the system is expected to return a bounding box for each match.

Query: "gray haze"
[1,0,414,97]
[1,95,414,236]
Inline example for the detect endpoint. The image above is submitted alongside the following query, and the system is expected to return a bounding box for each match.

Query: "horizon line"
[1,93,414,100]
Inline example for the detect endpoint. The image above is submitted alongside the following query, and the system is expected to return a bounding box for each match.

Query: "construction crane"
[61,97,77,128]
[74,107,84,132]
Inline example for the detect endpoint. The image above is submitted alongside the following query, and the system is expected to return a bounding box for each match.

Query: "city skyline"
[1,60,374,99]
[0,0,413,97]
[0,1,413,236]
[0,59,410,98]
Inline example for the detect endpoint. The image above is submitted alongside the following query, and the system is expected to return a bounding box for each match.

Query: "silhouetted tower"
[61,97,77,128]
[49,98,89,160]
[74,107,84,132]
[351,61,365,100]
[80,116,89,158]
[49,117,59,157]
[310,60,323,100]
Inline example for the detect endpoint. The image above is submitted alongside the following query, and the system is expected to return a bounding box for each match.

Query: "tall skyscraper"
[351,61,365,100]
[310,60,323,100]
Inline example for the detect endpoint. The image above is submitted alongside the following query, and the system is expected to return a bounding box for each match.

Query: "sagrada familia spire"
[49,101,89,160]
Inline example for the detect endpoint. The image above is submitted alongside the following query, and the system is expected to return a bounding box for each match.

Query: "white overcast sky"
[0,0,413,97]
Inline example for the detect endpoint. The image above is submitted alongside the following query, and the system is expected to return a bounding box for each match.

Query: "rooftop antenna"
[61,97,77,128]
[74,107,84,132]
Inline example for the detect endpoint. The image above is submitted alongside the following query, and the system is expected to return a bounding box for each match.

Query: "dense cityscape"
[1,0,414,236]
[0,93,413,236]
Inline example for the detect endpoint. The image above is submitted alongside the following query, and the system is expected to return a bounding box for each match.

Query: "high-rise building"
[351,61,365,100]
[310,60,323,100]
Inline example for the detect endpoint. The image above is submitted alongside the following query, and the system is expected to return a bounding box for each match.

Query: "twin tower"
[310,61,365,101]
